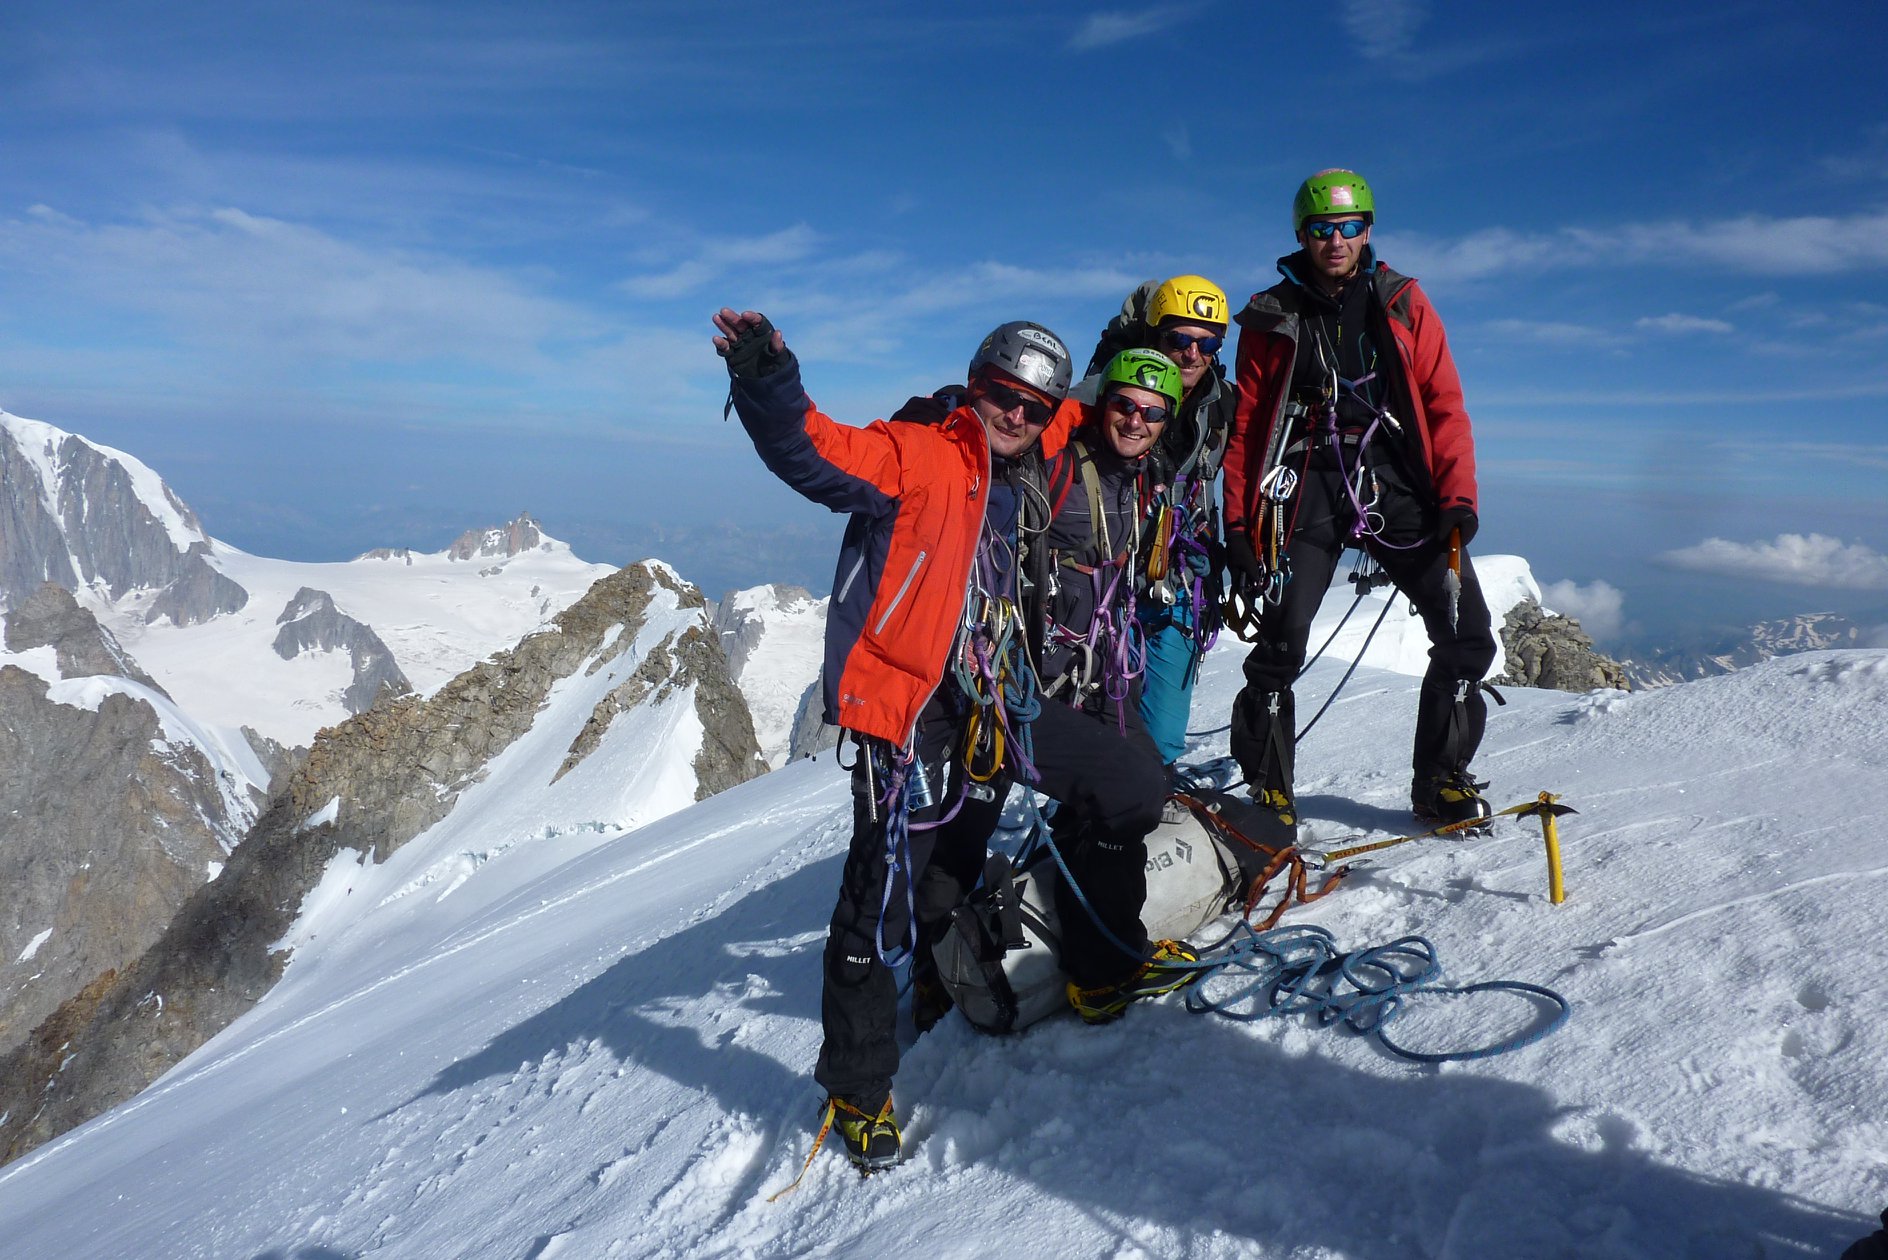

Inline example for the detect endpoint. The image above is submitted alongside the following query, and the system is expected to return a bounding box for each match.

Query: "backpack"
[933,791,1263,1034]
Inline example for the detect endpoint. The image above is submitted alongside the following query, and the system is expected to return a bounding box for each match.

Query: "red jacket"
[728,355,1076,745]
[1223,260,1477,538]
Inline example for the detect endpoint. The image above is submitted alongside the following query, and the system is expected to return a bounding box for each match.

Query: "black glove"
[1434,505,1478,548]
[889,386,965,425]
[1225,530,1266,585]
[719,314,786,380]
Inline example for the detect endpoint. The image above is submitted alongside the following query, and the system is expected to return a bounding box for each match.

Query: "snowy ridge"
[0,620,1881,1253]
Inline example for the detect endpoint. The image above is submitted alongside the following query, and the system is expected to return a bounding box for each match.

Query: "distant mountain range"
[1620,613,1877,688]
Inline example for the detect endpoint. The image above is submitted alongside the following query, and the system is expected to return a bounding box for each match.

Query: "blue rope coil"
[1185,923,1570,1063]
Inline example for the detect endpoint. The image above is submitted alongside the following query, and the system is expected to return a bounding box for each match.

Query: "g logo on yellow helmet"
[1147,274,1228,331]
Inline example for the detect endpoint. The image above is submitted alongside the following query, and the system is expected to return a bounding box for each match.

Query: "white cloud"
[1658,534,1888,590]
[1539,579,1625,640]
[1635,313,1734,335]
[1342,0,1431,60]
[1068,5,1202,51]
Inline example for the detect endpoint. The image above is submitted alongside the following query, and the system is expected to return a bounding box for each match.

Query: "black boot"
[1412,769,1493,830]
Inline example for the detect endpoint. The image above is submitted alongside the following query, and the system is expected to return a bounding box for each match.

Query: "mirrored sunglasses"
[1305,219,1369,241]
[1161,329,1223,356]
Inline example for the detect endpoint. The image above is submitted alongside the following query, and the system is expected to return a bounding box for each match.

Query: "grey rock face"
[1493,599,1631,692]
[3,583,163,692]
[353,547,414,564]
[447,512,545,562]
[0,665,245,1061]
[142,546,250,627]
[241,726,308,798]
[272,587,414,715]
[1,416,249,626]
[0,562,765,1165]
[787,672,840,761]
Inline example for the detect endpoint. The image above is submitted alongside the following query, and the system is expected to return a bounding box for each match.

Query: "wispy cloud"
[1482,317,1623,348]
[1342,0,1431,60]
[1540,578,1625,640]
[1636,313,1734,335]
[618,225,821,300]
[1657,533,1888,590]
[1,204,592,369]
[1385,210,1888,283]
[1068,4,1204,51]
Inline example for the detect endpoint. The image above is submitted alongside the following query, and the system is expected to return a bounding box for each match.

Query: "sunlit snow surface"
[0,626,1882,1256]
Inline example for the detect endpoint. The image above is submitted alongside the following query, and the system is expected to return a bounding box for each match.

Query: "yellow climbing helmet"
[1145,275,1229,331]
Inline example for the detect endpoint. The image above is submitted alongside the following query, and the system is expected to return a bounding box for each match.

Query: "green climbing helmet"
[1101,349,1183,410]
[1292,169,1375,232]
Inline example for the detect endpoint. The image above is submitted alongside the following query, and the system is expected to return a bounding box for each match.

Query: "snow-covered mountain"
[712,583,827,768]
[0,559,765,1164]
[3,573,1878,1255]
[1,408,618,754]
[1625,612,1879,688]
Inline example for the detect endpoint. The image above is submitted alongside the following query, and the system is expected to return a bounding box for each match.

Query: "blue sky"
[3,0,1885,647]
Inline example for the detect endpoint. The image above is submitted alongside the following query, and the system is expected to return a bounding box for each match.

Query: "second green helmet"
[1293,169,1375,232]
[1101,349,1183,410]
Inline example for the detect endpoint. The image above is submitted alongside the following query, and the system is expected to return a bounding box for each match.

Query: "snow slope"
[0,615,1882,1256]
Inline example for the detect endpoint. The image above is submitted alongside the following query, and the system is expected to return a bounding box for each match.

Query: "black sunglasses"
[979,380,1054,427]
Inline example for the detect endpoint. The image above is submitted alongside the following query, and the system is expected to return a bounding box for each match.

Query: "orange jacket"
[729,354,1076,745]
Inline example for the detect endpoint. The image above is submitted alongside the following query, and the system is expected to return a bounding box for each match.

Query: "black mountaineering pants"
[815,689,1168,1104]
[1230,461,1497,792]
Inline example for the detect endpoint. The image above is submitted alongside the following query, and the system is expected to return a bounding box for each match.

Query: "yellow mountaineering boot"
[828,1094,901,1172]
[1066,940,1201,1025]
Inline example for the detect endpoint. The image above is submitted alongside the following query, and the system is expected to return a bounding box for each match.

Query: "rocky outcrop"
[0,562,764,1165]
[1493,599,1630,692]
[2,582,162,691]
[142,545,250,627]
[273,587,413,715]
[447,512,545,562]
[353,547,415,564]
[0,665,242,1060]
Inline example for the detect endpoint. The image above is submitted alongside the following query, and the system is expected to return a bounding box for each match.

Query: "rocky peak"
[447,513,545,562]
[3,582,163,692]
